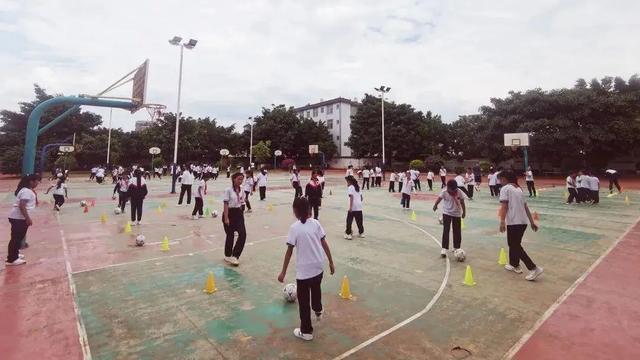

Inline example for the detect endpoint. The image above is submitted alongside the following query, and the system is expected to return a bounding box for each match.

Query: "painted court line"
[56,214,92,360]
[502,215,640,359]
[332,215,450,360]
[72,235,286,275]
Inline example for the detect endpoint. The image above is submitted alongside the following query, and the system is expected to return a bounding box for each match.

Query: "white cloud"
[0,0,638,131]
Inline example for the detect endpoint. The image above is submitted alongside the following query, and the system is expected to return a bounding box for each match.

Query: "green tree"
[252,140,271,165]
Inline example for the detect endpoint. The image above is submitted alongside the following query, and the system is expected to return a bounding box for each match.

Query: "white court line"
[502,215,640,360]
[332,215,450,360]
[56,214,92,360]
[72,235,286,275]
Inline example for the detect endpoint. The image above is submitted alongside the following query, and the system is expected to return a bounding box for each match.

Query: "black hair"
[499,170,519,186]
[446,179,458,192]
[293,197,311,224]
[345,175,360,192]
[231,172,244,192]
[15,174,40,196]
[133,168,143,187]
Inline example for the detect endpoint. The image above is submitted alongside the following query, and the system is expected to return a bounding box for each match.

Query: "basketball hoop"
[143,103,166,121]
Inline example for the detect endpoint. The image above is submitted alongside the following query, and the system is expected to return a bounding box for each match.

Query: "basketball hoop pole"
[523,146,529,171]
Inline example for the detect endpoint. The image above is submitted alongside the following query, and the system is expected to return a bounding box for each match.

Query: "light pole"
[168,36,197,193]
[374,85,391,167]
[106,108,112,165]
[248,117,254,168]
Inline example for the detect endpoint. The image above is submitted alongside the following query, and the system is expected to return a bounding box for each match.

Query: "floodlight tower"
[374,85,391,167]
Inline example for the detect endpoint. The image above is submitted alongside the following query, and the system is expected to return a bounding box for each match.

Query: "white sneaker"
[176,204,182,207]
[440,249,447,258]
[224,256,233,264]
[526,267,544,281]
[246,209,252,213]
[136,221,141,226]
[18,254,25,259]
[6,258,26,266]
[344,234,353,240]
[230,257,240,266]
[192,215,199,220]
[357,233,365,238]
[293,328,313,341]
[504,264,523,274]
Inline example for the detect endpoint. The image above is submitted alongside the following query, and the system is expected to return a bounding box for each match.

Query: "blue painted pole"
[523,147,529,171]
[23,96,134,174]
[39,142,72,175]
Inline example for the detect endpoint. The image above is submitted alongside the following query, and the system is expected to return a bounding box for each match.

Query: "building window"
[320,106,324,113]
[306,110,310,117]
[327,106,333,114]
[336,135,340,140]
[313,108,318,116]
[336,119,339,124]
[327,119,333,129]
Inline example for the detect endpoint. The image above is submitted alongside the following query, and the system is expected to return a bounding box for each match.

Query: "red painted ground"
[514,218,640,360]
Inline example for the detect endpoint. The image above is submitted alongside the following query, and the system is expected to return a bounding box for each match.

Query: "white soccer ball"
[212,210,218,218]
[114,207,122,215]
[454,249,466,262]
[283,283,297,303]
[135,234,145,247]
[80,200,87,207]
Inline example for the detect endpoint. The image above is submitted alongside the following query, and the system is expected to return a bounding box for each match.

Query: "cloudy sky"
[1,0,638,131]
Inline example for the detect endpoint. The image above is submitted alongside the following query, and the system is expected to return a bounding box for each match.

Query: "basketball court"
[1,171,638,359]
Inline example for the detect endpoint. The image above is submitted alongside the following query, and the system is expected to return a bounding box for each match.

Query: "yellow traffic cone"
[498,248,508,265]
[156,206,163,214]
[161,201,167,208]
[462,265,476,286]
[267,203,273,211]
[410,210,417,221]
[100,213,108,224]
[461,218,466,230]
[124,221,132,234]
[160,236,170,252]
[338,275,353,299]
[203,271,217,294]
[625,196,630,205]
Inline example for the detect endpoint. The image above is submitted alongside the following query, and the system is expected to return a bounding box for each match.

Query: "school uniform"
[226,166,231,178]
[525,170,536,197]
[439,168,447,188]
[398,172,405,193]
[388,172,397,192]
[178,170,194,205]
[412,170,421,191]
[95,168,105,184]
[243,176,255,211]
[7,188,36,263]
[346,168,354,177]
[52,182,67,209]
[426,171,434,191]
[90,167,97,181]
[257,171,268,200]
[589,176,600,204]
[127,177,148,223]
[605,169,621,193]
[374,167,383,187]
[494,171,503,194]
[500,184,537,271]
[464,173,475,199]
[401,178,414,208]
[455,175,470,197]
[291,173,302,199]
[286,218,327,335]
[566,176,578,204]
[113,179,129,212]
[223,187,247,259]
[472,166,482,188]
[192,178,206,217]
[362,169,371,190]
[305,180,323,219]
[488,173,497,196]
[439,189,467,250]
[578,175,591,202]
[317,175,325,191]
[346,185,364,236]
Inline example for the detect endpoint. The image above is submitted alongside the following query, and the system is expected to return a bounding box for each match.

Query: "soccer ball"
[114,207,122,215]
[135,234,145,247]
[80,200,87,207]
[454,249,466,262]
[212,210,218,218]
[283,283,297,303]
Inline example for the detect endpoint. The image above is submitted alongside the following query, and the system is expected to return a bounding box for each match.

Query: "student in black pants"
[178,168,193,206]
[344,176,365,240]
[6,174,40,266]
[128,169,148,225]
[291,169,302,200]
[433,180,467,257]
[112,175,130,213]
[223,173,247,266]
[305,170,323,220]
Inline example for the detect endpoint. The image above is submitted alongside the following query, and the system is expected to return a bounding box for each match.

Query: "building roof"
[294,97,360,112]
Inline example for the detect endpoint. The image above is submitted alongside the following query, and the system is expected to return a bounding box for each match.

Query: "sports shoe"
[315,309,324,321]
[135,221,141,226]
[440,249,447,258]
[192,215,199,220]
[224,256,233,264]
[246,209,252,213]
[230,257,240,266]
[54,205,60,211]
[526,267,544,281]
[357,233,365,238]
[293,328,313,341]
[504,264,523,274]
[5,258,26,266]
[344,234,353,240]
[176,204,182,207]
[18,254,25,259]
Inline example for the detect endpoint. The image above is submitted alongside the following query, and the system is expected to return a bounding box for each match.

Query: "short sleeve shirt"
[223,187,245,208]
[439,189,467,217]
[348,185,363,211]
[286,219,327,280]
[499,184,529,225]
[9,188,37,220]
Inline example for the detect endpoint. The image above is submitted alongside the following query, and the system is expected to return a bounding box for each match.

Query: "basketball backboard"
[131,59,149,113]
[309,145,319,154]
[504,133,529,147]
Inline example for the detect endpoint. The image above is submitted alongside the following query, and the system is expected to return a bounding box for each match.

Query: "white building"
[134,120,153,132]
[294,97,359,158]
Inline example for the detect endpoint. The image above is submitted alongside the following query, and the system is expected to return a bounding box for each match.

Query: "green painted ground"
[53,173,638,359]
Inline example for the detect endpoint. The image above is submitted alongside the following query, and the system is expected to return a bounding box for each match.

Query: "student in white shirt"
[345,165,354,177]
[426,170,435,191]
[317,170,325,191]
[6,174,40,265]
[433,180,468,257]
[498,171,543,281]
[112,174,130,213]
[412,169,421,191]
[388,171,397,192]
[243,170,255,213]
[45,174,68,211]
[362,167,371,190]
[398,171,406,193]
[277,197,335,341]
[577,171,590,203]
[488,171,498,197]
[291,169,302,199]
[374,166,383,188]
[90,167,97,181]
[454,173,470,197]
[525,166,536,197]
[95,167,106,184]
[212,166,219,180]
[566,171,578,204]
[223,173,247,266]
[257,169,268,200]
[605,168,621,194]
[344,176,364,240]
[191,173,206,219]
[401,171,414,209]
[439,166,447,189]
[226,166,231,178]
[177,167,194,206]
[464,168,475,199]
[587,170,600,204]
